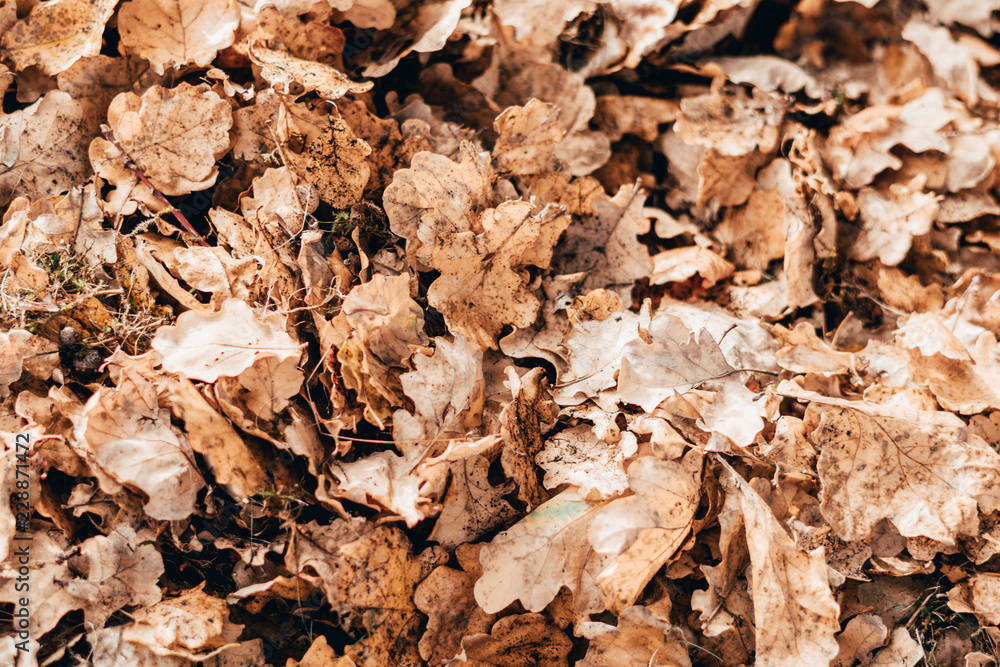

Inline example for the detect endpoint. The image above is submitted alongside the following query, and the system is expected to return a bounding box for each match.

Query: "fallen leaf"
[787,383,1000,543]
[474,487,611,615]
[118,0,240,74]
[461,613,573,667]
[0,91,91,205]
[720,458,841,667]
[248,40,373,100]
[99,83,233,196]
[589,453,701,613]
[151,299,302,383]
[1,0,117,75]
[74,368,205,521]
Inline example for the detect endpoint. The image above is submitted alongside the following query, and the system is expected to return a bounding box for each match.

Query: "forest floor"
[2,0,1000,665]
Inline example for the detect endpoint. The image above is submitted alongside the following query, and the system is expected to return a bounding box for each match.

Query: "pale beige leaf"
[851,181,938,267]
[236,355,304,421]
[125,583,237,657]
[554,183,654,306]
[970,573,1000,625]
[75,371,205,520]
[474,488,611,614]
[649,246,734,287]
[696,376,766,448]
[118,0,239,74]
[428,455,517,548]
[808,396,1000,543]
[491,100,565,175]
[491,0,595,48]
[550,309,646,408]
[61,527,164,630]
[330,450,429,527]
[589,454,701,613]
[0,329,59,397]
[107,83,233,196]
[720,459,841,667]
[834,614,888,667]
[869,628,923,667]
[617,312,734,413]
[536,424,632,498]
[393,334,483,455]
[151,299,302,383]
[0,531,81,637]
[0,91,91,205]
[168,377,269,502]
[1,0,118,75]
[248,40,373,100]
[428,201,569,350]
[578,605,691,667]
[290,117,371,208]
[384,145,495,268]
[897,314,1000,414]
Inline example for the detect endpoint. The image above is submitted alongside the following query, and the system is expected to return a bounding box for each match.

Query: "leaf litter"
[2,0,1000,665]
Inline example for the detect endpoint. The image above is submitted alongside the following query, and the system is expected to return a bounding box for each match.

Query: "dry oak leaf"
[783,383,1000,544]
[969,573,1000,625]
[336,526,448,609]
[393,334,483,456]
[361,0,471,77]
[833,614,888,667]
[823,89,954,189]
[617,312,735,413]
[428,200,570,350]
[460,613,573,667]
[60,526,165,631]
[414,565,496,664]
[500,366,555,508]
[428,454,518,548]
[851,180,938,267]
[554,182,654,306]
[0,328,59,397]
[168,376,269,502]
[719,459,841,667]
[334,274,428,428]
[118,0,239,73]
[491,99,565,176]
[474,487,613,615]
[122,582,240,659]
[287,636,356,667]
[0,91,91,206]
[74,370,206,520]
[329,449,429,527]
[234,354,304,421]
[151,298,302,383]
[868,628,923,667]
[384,144,495,269]
[577,604,691,667]
[98,83,233,196]
[248,40,373,100]
[674,85,784,158]
[1,0,117,75]
[589,453,701,613]
[550,309,647,407]
[291,116,372,209]
[0,530,82,637]
[897,314,1000,415]
[536,424,634,499]
[339,528,448,666]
